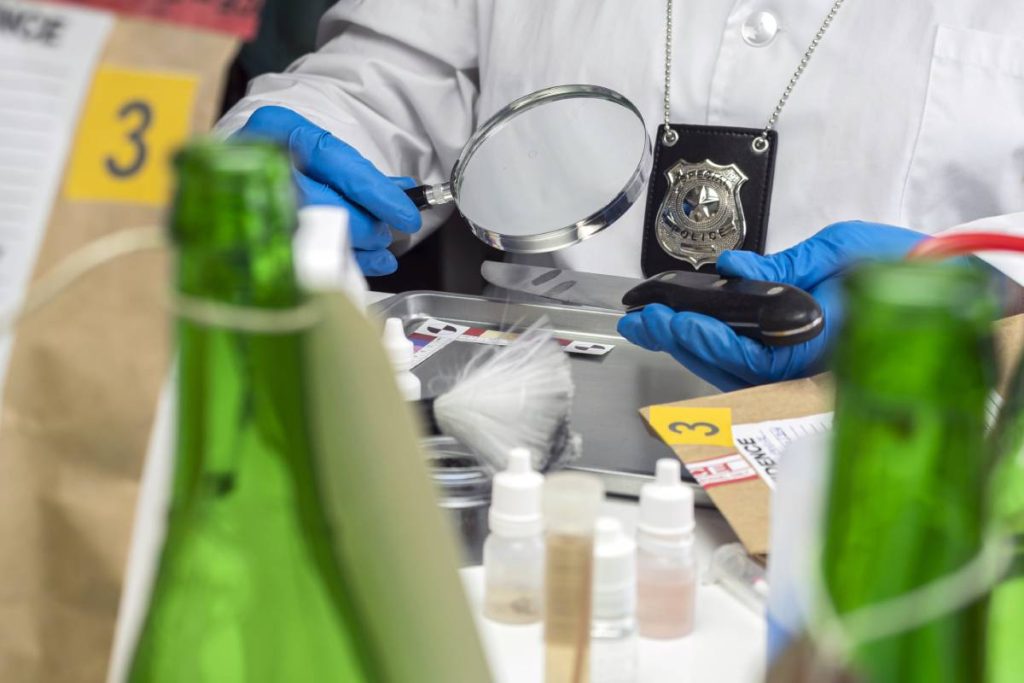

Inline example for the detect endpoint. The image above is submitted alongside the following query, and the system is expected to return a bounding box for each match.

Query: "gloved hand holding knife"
[618,222,926,390]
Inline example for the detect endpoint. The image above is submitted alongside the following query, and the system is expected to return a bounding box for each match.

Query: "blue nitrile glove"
[233,106,421,276]
[618,222,927,391]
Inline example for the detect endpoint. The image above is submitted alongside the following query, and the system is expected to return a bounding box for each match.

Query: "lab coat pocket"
[902,26,1024,231]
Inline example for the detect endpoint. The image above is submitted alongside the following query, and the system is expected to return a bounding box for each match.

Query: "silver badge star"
[682,185,721,222]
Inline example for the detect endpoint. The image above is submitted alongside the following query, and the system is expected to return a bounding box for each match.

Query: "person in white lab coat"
[219,1,1024,390]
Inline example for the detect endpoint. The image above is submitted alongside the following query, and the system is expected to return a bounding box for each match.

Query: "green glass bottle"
[127,141,376,682]
[823,261,997,683]
[984,337,1024,683]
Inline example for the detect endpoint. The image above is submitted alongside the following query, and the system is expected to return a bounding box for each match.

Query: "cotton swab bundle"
[419,321,580,472]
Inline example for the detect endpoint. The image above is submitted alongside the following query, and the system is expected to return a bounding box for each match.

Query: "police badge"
[641,0,851,276]
[640,124,778,276]
[656,159,748,269]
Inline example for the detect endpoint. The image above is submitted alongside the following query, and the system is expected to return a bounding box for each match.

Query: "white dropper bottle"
[636,458,697,639]
[381,317,421,401]
[483,447,545,624]
[590,517,638,683]
[592,517,636,637]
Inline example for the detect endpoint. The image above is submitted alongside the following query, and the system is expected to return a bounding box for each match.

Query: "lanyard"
[660,0,850,153]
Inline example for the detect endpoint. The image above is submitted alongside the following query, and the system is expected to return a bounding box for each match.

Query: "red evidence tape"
[683,454,760,489]
[53,0,263,39]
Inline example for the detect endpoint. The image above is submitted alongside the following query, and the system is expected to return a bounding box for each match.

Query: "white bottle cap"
[638,459,695,537]
[382,318,414,371]
[489,448,544,538]
[592,517,636,620]
[294,205,368,307]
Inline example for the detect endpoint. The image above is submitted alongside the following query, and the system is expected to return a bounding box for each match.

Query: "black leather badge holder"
[641,124,778,277]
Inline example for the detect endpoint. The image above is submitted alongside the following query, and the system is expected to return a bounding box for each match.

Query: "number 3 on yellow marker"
[648,406,734,447]
[65,67,197,205]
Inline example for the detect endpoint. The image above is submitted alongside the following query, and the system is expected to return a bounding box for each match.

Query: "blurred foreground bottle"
[822,261,996,683]
[127,142,374,681]
[984,329,1024,683]
[127,141,489,682]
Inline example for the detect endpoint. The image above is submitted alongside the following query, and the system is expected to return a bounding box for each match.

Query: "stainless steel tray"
[372,291,719,503]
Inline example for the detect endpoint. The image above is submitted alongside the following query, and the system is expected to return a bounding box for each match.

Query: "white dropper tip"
[638,458,694,537]
[294,206,345,292]
[507,447,532,474]
[656,458,680,485]
[294,205,369,308]
[595,516,623,545]
[489,447,544,538]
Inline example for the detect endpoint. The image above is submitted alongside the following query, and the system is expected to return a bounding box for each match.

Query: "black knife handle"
[621,271,824,346]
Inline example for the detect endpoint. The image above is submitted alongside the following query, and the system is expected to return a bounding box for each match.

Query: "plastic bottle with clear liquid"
[483,447,545,625]
[636,458,696,640]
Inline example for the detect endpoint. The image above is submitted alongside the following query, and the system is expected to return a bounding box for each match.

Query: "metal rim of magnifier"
[451,84,653,254]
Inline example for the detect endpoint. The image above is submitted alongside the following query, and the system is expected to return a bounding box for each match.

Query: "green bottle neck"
[171,141,299,307]
[169,141,309,502]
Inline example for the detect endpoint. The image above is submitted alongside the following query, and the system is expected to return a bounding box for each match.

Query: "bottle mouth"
[171,139,296,251]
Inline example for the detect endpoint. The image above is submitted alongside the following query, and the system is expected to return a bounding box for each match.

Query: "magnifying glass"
[406,84,652,253]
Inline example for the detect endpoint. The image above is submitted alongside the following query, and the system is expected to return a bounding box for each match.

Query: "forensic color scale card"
[408,318,615,369]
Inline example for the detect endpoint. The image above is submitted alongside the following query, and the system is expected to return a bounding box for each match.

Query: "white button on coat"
[742,11,779,47]
[218,1,1024,284]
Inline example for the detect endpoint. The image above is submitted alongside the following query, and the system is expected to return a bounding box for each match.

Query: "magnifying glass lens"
[405,86,652,253]
[456,94,649,244]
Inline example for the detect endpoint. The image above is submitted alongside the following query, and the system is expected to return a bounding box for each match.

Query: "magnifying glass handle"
[405,182,454,210]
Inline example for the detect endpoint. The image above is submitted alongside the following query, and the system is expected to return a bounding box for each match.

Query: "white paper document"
[0,0,113,399]
[731,412,834,490]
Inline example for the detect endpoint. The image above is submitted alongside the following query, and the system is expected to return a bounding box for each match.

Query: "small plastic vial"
[483,448,545,624]
[381,317,421,401]
[591,517,637,683]
[705,542,767,615]
[636,459,697,639]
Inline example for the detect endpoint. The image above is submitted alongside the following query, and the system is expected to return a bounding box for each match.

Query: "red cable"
[908,232,1024,260]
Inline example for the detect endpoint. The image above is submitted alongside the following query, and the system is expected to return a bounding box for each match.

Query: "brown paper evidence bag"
[641,314,1024,559]
[0,15,237,683]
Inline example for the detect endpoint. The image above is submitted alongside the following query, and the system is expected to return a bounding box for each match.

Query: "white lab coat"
[218,0,1024,281]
